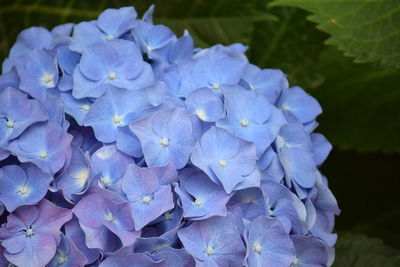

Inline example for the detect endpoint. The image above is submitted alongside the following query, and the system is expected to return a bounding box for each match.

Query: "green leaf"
[0,0,276,60]
[269,0,400,69]
[334,233,400,266]
[308,47,400,153]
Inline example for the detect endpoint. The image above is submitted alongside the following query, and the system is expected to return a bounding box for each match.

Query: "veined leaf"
[270,0,400,69]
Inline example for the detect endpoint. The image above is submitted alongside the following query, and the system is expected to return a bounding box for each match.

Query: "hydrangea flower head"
[0,4,338,265]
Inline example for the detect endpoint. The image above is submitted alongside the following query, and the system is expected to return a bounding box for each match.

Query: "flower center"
[18,185,29,196]
[106,34,114,41]
[142,195,152,204]
[112,114,123,126]
[75,168,89,186]
[218,160,227,167]
[292,257,300,265]
[204,245,215,256]
[41,73,54,87]
[240,119,249,127]
[160,138,169,147]
[194,198,203,207]
[195,109,207,121]
[25,228,34,237]
[38,151,48,159]
[211,83,220,91]
[80,104,90,112]
[100,176,112,187]
[57,255,68,265]
[6,119,15,128]
[108,71,117,80]
[104,211,115,222]
[164,212,173,221]
[252,241,262,254]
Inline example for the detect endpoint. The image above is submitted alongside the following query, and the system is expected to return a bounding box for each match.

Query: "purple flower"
[70,7,138,52]
[73,39,154,99]
[15,49,59,101]
[0,200,72,267]
[48,234,87,267]
[100,253,166,267]
[0,87,48,147]
[121,164,174,230]
[0,164,52,212]
[175,168,231,220]
[178,214,246,266]
[72,192,140,253]
[130,107,195,169]
[217,87,286,156]
[8,122,72,174]
[191,126,260,193]
[290,235,329,267]
[244,216,295,267]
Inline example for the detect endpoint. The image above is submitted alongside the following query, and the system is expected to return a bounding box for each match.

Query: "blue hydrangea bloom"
[48,234,87,267]
[244,216,295,267]
[0,87,48,147]
[185,87,225,122]
[175,168,231,220]
[0,200,72,267]
[2,27,52,72]
[191,126,260,193]
[73,39,154,98]
[70,7,138,52]
[216,87,286,156]
[121,164,174,230]
[84,85,151,143]
[8,122,72,174]
[240,64,288,103]
[178,213,245,266]
[15,49,59,101]
[64,217,100,264]
[130,107,195,169]
[90,145,133,190]
[279,86,322,124]
[72,192,140,252]
[0,164,52,212]
[0,5,339,265]
[291,235,329,267]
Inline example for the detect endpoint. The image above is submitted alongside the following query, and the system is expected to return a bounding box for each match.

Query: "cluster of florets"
[0,5,339,267]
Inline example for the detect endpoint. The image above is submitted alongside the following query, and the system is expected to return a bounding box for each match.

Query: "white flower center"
[108,71,117,80]
[75,168,89,186]
[292,257,300,265]
[38,151,48,159]
[57,255,68,265]
[160,138,169,147]
[100,176,112,187]
[240,119,249,127]
[106,34,114,41]
[18,185,29,196]
[25,228,34,237]
[194,198,203,207]
[80,104,90,112]
[195,109,207,121]
[142,195,152,204]
[211,83,220,91]
[112,114,123,126]
[104,211,115,222]
[252,241,262,254]
[41,73,55,87]
[204,245,215,256]
[164,212,173,221]
[6,119,15,128]
[218,160,227,167]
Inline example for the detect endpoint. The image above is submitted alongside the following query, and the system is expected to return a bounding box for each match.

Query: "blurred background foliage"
[0,0,399,265]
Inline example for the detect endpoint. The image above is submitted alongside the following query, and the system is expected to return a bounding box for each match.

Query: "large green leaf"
[0,0,276,60]
[270,0,400,69]
[334,233,400,266]
[309,47,400,153]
